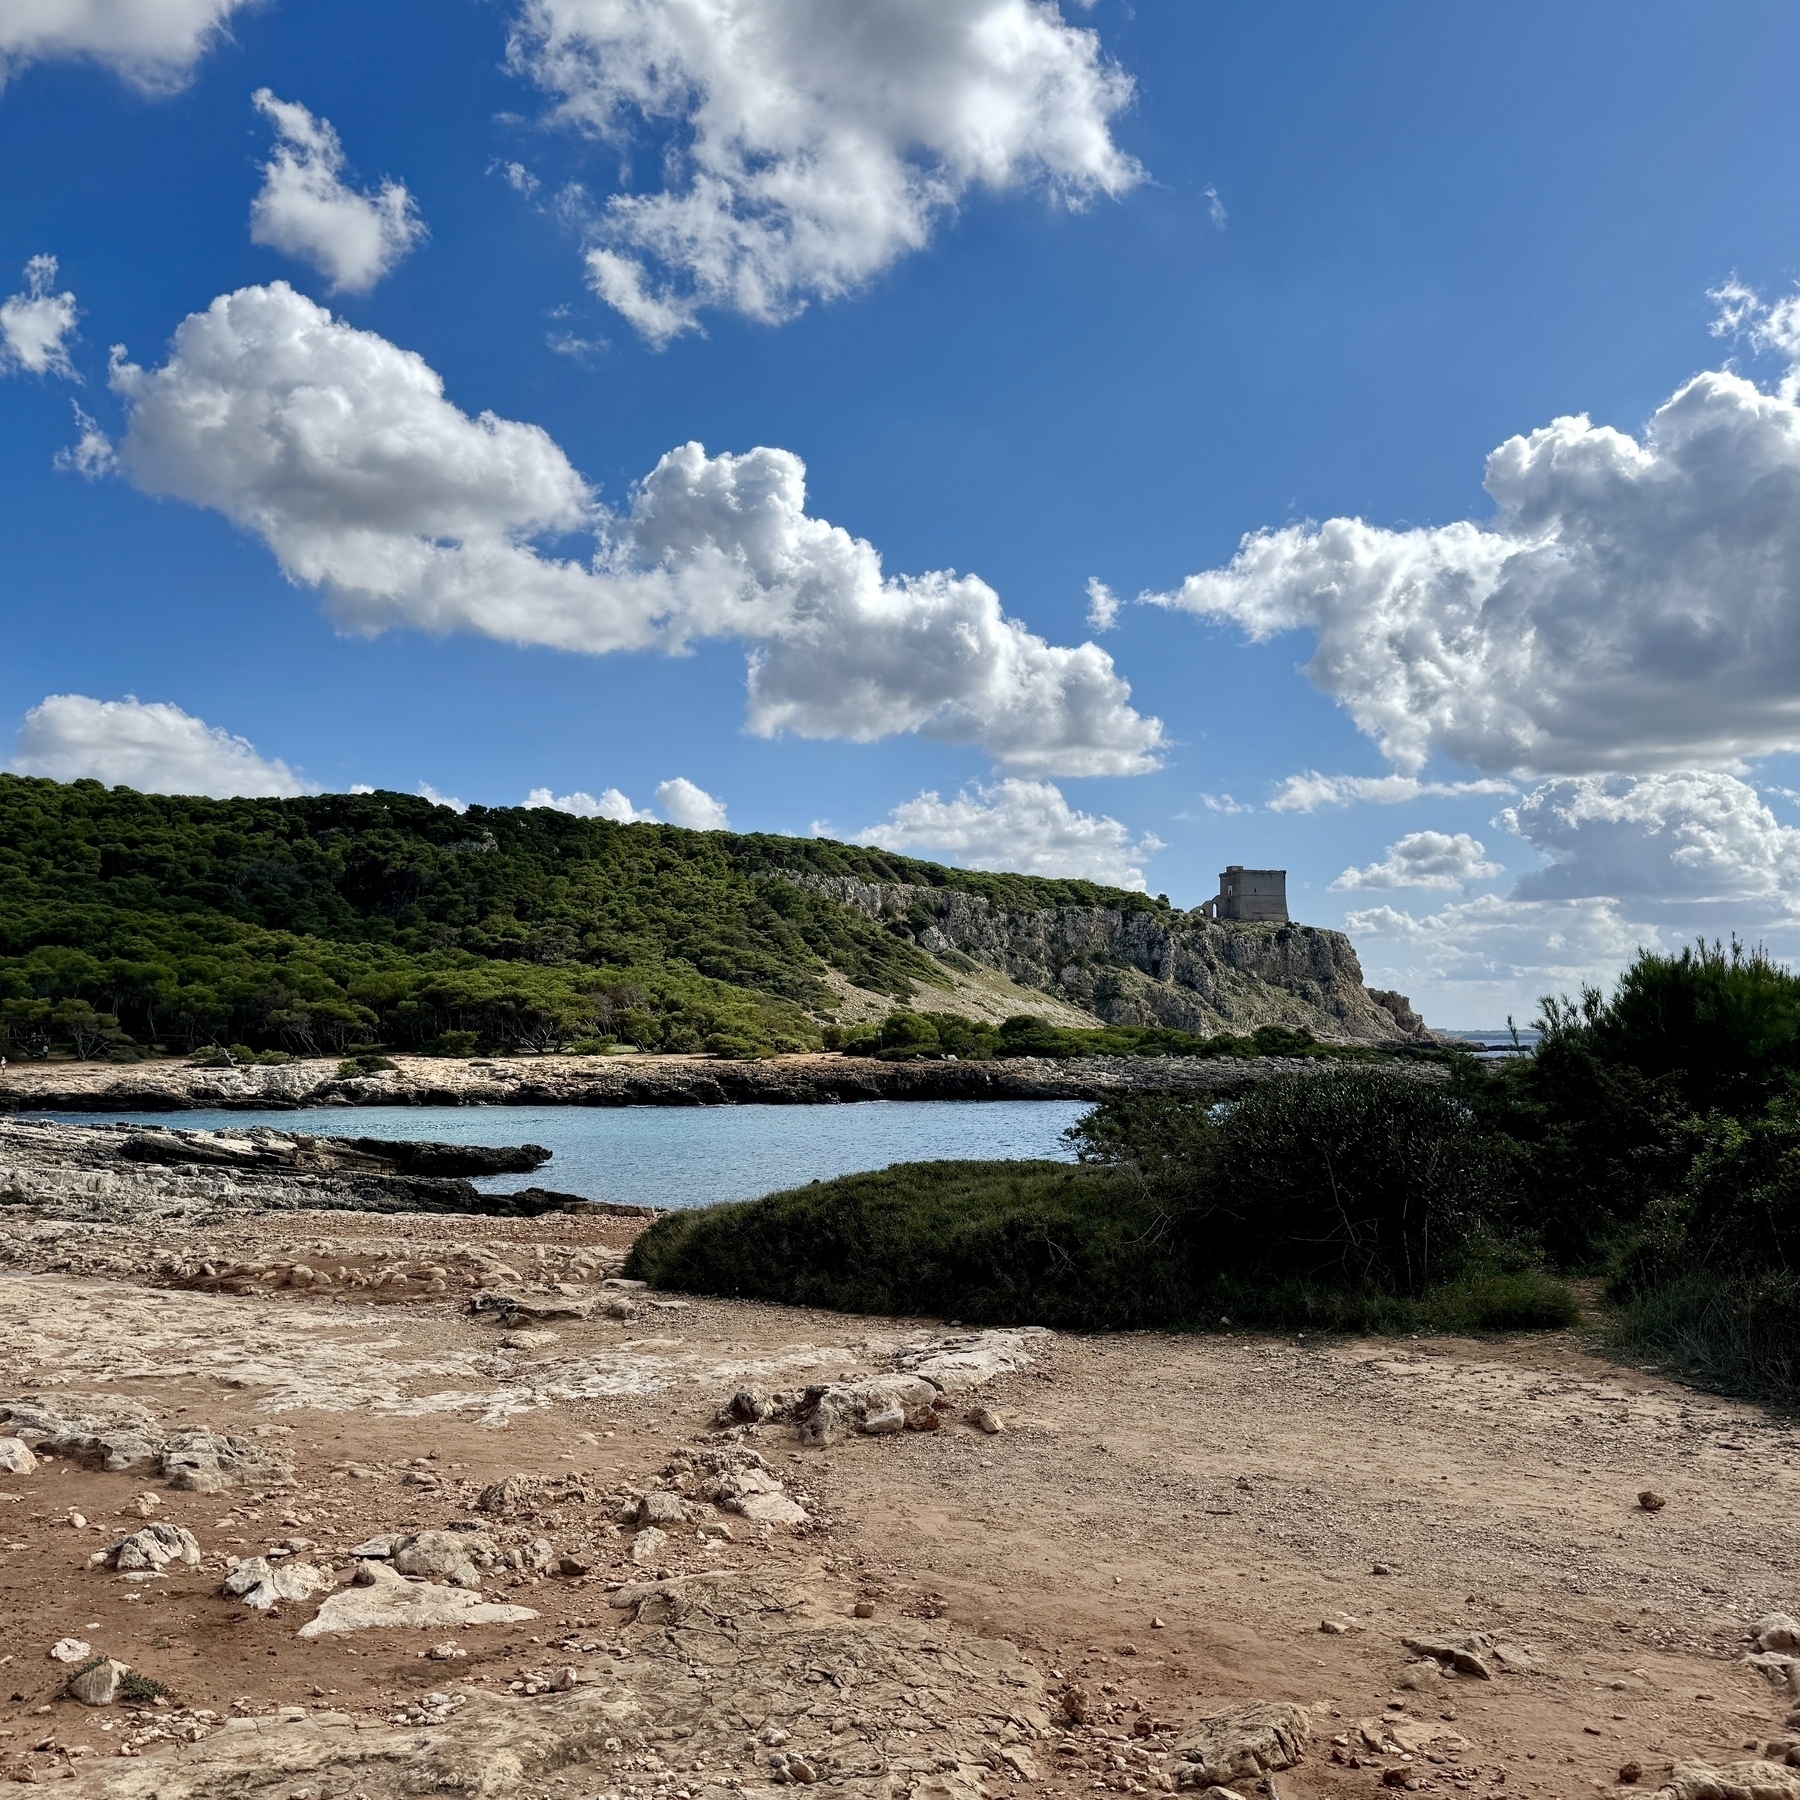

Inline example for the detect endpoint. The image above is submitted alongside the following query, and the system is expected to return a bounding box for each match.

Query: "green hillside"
[0,775,1163,1060]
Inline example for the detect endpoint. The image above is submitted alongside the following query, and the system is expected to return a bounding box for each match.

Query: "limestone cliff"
[780,875,1431,1046]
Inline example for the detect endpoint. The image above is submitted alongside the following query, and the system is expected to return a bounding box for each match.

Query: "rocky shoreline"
[0,1117,608,1223]
[0,1048,1447,1115]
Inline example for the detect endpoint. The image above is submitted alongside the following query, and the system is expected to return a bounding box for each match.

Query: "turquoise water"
[36,1100,1089,1210]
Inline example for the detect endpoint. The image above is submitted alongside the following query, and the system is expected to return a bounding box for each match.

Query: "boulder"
[700,1458,808,1526]
[106,1522,201,1572]
[49,1638,90,1664]
[471,1290,592,1324]
[67,1658,129,1707]
[297,1561,538,1637]
[631,1526,669,1566]
[1401,1634,1493,1678]
[637,1490,692,1528]
[222,1556,333,1610]
[1401,1629,1538,1676]
[718,1386,774,1426]
[793,1375,940,1446]
[1397,1660,1446,1694]
[1758,1616,1800,1653]
[0,1436,36,1475]
[161,1428,295,1493]
[1751,1654,1800,1697]
[391,1529,498,1588]
[1172,1702,1311,1788]
[475,1477,534,1517]
[734,1491,808,1526]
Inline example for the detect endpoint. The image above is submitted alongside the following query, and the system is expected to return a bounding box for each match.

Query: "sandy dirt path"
[0,1204,1796,1799]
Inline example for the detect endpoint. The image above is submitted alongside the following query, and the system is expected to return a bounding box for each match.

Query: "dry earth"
[1,1200,1798,1800]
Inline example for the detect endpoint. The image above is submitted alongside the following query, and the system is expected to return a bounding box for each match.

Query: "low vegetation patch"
[821,1010,1448,1065]
[628,1161,1184,1330]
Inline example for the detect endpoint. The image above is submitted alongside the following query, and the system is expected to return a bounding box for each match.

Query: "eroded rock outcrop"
[782,872,1433,1044]
[0,1119,575,1219]
[0,1397,295,1489]
[62,1571,1050,1799]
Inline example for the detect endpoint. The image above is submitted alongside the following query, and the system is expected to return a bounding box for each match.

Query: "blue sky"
[8,0,1800,1026]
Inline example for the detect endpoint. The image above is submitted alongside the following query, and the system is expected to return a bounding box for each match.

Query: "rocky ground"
[0,1051,1453,1117]
[1,1172,1798,1800]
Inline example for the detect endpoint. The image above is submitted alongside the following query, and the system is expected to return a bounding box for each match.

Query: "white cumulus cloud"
[525,784,655,822]
[0,0,254,91]
[1,255,78,377]
[1345,893,1653,1013]
[523,778,725,827]
[1503,770,1800,904]
[655,776,727,830]
[510,0,1142,343]
[6,694,306,797]
[417,782,466,812]
[110,283,1161,775]
[1331,830,1503,892]
[250,91,426,295]
[1148,331,1800,776]
[1268,771,1516,813]
[851,777,1162,890]
[1341,770,1800,1019]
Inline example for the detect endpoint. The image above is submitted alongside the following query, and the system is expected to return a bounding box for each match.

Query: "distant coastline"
[0,1048,1452,1114]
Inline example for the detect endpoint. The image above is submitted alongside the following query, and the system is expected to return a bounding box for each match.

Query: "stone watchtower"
[1200,865,1289,923]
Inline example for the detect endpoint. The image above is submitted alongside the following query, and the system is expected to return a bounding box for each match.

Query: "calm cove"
[34,1099,1088,1210]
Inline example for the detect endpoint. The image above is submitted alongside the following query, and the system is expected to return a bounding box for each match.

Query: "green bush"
[626,1070,1575,1336]
[625,1161,1197,1330]
[1570,938,1800,1115]
[875,1010,940,1058]
[1072,1070,1518,1296]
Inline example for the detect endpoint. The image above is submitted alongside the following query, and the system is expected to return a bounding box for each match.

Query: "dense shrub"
[1072,1070,1517,1295]
[1448,940,1800,1399]
[1570,939,1800,1114]
[625,1161,1184,1330]
[627,1070,1574,1334]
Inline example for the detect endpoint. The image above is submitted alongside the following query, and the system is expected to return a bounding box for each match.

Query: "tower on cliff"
[1200,865,1289,923]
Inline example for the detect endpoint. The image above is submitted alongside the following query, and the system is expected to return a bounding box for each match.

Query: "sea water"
[34,1099,1088,1210]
